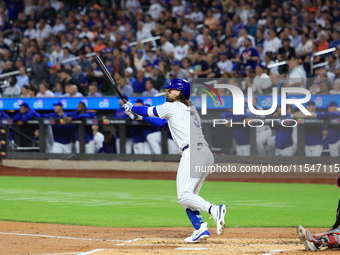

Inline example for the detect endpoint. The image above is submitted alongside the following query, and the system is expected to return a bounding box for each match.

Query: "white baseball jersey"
[217,60,233,75]
[94,132,104,153]
[174,45,189,60]
[155,102,207,151]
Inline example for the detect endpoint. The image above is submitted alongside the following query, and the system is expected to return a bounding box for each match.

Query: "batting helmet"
[164,78,191,99]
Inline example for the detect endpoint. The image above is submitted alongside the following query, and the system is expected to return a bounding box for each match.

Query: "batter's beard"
[166,96,176,102]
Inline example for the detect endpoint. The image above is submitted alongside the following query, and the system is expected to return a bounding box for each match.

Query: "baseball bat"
[93,55,128,104]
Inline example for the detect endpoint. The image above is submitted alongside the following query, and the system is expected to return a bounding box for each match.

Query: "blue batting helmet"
[164,78,191,99]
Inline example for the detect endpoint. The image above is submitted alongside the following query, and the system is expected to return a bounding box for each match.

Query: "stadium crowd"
[0,0,340,156]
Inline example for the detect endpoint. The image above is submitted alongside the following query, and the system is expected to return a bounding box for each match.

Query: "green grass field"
[0,176,338,228]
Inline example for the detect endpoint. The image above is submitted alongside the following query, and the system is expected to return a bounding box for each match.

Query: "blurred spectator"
[92,125,104,153]
[285,55,307,88]
[330,79,340,94]
[59,68,85,95]
[174,37,189,61]
[43,54,53,68]
[252,62,271,94]
[142,79,159,96]
[16,67,29,88]
[217,52,233,76]
[270,73,284,93]
[72,65,85,85]
[51,43,63,65]
[36,19,52,40]
[3,76,20,97]
[78,52,92,71]
[264,52,278,75]
[125,67,137,86]
[112,48,125,77]
[193,49,211,78]
[170,61,189,80]
[133,68,147,95]
[318,80,331,94]
[53,82,64,96]
[29,86,37,97]
[296,33,312,59]
[237,27,255,53]
[317,34,329,52]
[62,47,77,66]
[98,131,117,154]
[278,38,296,62]
[161,34,175,59]
[21,85,31,98]
[289,28,302,49]
[36,82,55,97]
[88,83,102,97]
[65,84,82,97]
[235,38,260,71]
[24,19,37,39]
[48,65,60,89]
[263,29,282,54]
[323,101,340,157]
[31,52,49,86]
[330,30,340,49]
[52,17,66,34]
[13,102,40,122]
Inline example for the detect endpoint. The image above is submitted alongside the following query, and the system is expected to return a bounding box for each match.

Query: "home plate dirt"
[0,221,338,255]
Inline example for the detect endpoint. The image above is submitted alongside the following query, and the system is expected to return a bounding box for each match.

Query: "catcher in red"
[297,174,340,251]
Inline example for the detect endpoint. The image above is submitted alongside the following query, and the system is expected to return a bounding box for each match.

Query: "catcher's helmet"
[164,78,191,99]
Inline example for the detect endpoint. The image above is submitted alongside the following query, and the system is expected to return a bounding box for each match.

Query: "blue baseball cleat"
[184,222,210,243]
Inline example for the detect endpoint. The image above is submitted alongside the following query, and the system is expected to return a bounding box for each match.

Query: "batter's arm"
[130,105,159,117]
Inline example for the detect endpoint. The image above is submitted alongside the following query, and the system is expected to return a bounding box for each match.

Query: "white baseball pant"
[329,140,340,157]
[305,145,323,157]
[116,138,133,154]
[146,131,178,154]
[75,140,95,154]
[256,128,272,155]
[176,144,214,213]
[275,146,294,156]
[236,144,250,156]
[52,142,72,154]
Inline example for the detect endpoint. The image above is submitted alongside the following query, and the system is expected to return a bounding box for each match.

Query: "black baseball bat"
[93,55,127,104]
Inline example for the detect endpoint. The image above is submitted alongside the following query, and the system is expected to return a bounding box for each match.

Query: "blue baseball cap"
[134,98,144,104]
[328,101,338,107]
[220,51,228,56]
[19,102,29,108]
[144,62,154,68]
[136,49,143,54]
[306,100,316,106]
[53,102,63,107]
[171,61,181,66]
[257,61,266,69]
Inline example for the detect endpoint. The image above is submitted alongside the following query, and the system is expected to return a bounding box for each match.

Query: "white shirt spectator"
[196,34,204,47]
[36,24,52,39]
[50,50,64,65]
[24,28,38,40]
[174,45,189,60]
[252,73,272,94]
[190,11,204,22]
[53,23,66,34]
[16,74,29,88]
[3,85,21,97]
[288,65,307,88]
[296,40,312,55]
[125,0,142,13]
[94,132,104,153]
[142,88,159,97]
[148,3,164,20]
[51,0,61,11]
[137,27,153,42]
[172,5,185,18]
[266,60,279,75]
[37,90,55,97]
[78,31,94,40]
[237,35,255,53]
[263,37,282,54]
[162,41,175,55]
[144,21,156,31]
[217,60,233,75]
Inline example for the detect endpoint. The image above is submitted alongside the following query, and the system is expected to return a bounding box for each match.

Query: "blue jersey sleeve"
[21,110,40,122]
[0,111,9,119]
[143,117,168,128]
[132,106,159,117]
[12,112,22,121]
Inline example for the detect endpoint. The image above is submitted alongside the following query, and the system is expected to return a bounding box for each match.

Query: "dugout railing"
[0,117,339,164]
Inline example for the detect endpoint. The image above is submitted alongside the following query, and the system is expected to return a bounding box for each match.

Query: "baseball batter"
[123,78,227,243]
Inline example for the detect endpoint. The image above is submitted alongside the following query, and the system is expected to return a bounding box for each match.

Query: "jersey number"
[191,112,201,128]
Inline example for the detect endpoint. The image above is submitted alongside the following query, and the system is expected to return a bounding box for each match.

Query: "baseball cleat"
[210,204,227,235]
[184,222,210,243]
[297,225,319,252]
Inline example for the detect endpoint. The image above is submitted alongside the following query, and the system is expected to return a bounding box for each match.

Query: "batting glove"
[123,102,133,111]
[125,110,142,121]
